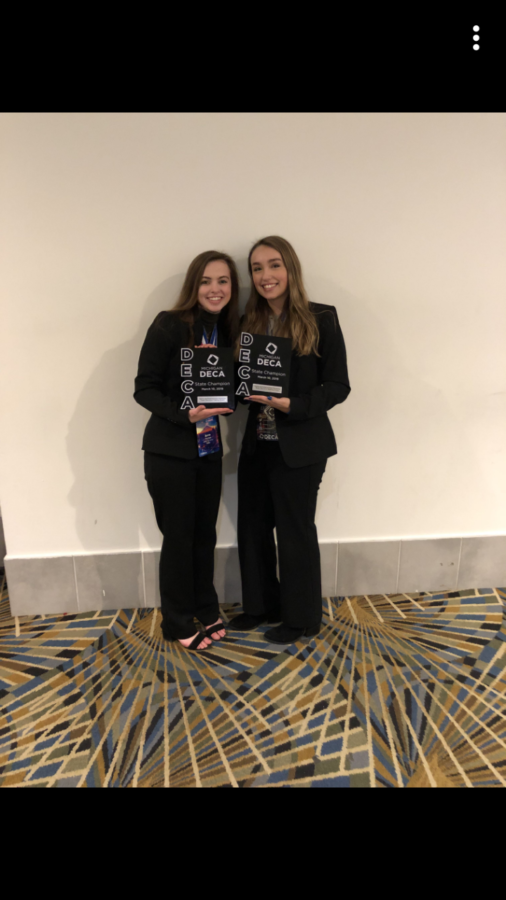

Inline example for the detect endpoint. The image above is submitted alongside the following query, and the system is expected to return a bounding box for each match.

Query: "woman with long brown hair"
[228,236,351,644]
[134,251,239,652]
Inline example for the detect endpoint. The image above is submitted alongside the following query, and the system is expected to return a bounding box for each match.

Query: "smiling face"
[197,260,232,314]
[250,244,289,305]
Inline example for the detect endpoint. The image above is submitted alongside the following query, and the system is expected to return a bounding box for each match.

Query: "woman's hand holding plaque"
[245,395,291,412]
[188,404,234,423]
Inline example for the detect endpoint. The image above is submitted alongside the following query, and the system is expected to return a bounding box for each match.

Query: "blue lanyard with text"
[196,323,220,456]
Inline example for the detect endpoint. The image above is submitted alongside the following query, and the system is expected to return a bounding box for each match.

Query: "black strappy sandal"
[176,632,212,653]
[203,619,226,641]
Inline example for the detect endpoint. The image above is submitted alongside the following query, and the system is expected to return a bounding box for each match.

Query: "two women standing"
[134,237,350,652]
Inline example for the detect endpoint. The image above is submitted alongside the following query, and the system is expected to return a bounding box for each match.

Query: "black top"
[241,302,351,467]
[134,308,228,459]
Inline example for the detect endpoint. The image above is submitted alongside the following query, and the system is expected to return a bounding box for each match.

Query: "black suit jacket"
[134,311,231,459]
[241,302,351,467]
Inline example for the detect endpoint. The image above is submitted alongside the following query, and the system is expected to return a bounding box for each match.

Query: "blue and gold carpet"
[1,577,506,787]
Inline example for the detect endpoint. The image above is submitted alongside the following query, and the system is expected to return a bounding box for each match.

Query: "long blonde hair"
[241,236,320,356]
[167,250,240,347]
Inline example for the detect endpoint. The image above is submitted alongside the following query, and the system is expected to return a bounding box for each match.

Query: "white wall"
[1,112,505,558]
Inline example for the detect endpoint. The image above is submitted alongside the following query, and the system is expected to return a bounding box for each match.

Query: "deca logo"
[207,354,219,365]
[266,343,277,354]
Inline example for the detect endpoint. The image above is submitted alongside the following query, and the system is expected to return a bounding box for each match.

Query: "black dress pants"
[237,442,327,628]
[144,451,222,639]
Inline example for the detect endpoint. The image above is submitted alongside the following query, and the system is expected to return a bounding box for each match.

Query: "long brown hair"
[167,250,240,347]
[241,236,320,356]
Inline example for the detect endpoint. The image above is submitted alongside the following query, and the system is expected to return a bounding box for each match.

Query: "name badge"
[196,416,220,457]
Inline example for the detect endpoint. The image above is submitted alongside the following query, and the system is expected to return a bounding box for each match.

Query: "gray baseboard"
[5,535,506,617]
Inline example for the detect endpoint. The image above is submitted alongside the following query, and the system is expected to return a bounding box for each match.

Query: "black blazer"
[134,311,231,459]
[241,302,351,467]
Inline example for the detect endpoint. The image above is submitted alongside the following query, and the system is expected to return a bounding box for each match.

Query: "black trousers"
[237,442,327,628]
[144,451,222,639]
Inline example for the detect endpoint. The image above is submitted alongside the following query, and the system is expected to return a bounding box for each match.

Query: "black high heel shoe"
[264,623,320,645]
[162,628,211,653]
[179,632,213,652]
[203,619,226,641]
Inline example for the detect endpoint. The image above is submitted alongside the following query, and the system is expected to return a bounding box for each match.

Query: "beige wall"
[1,112,505,558]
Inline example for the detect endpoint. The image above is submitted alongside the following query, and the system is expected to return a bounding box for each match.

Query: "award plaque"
[236,333,292,399]
[179,347,235,410]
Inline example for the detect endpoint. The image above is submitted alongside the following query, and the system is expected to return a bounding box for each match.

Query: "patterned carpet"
[1,573,506,787]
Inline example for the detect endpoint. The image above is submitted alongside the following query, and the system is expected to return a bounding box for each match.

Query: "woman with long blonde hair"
[228,236,351,644]
[134,251,238,652]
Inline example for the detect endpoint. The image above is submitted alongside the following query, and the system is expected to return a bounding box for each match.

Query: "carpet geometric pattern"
[1,577,506,787]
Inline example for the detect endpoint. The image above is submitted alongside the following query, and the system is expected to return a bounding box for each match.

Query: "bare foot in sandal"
[205,618,226,641]
[178,633,212,650]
